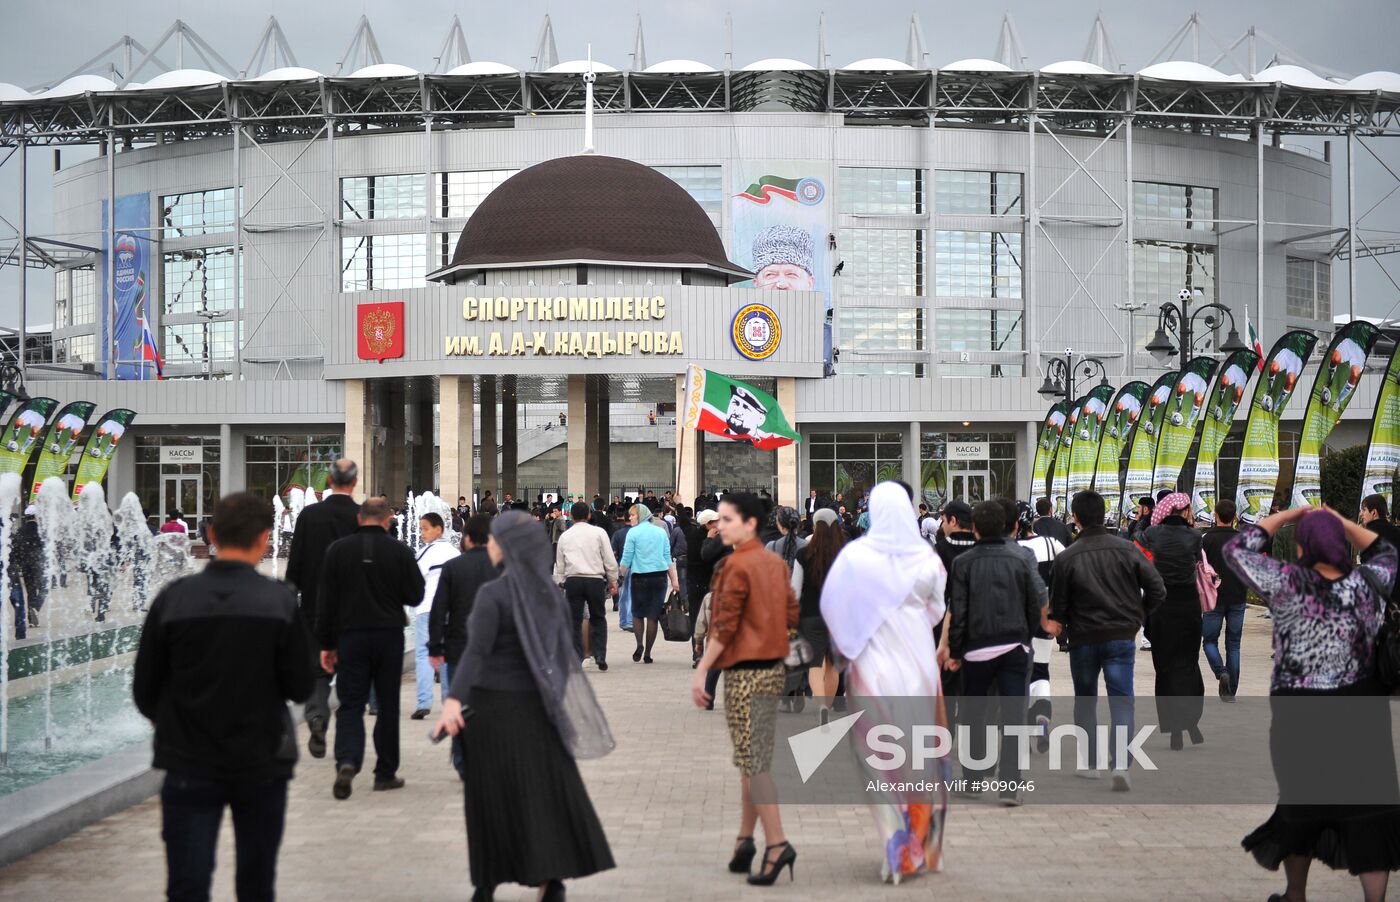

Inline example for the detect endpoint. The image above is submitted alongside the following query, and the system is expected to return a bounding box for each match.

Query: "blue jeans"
[161,772,287,902]
[413,611,436,711]
[1068,639,1137,771]
[440,662,466,779]
[618,573,633,630]
[1201,602,1245,693]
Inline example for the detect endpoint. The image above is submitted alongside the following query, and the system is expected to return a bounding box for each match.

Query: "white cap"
[696,509,719,525]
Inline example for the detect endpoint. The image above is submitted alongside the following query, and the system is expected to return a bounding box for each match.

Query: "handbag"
[784,629,815,668]
[1196,548,1221,613]
[660,591,690,642]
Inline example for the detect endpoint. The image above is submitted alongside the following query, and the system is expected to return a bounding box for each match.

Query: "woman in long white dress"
[820,481,949,884]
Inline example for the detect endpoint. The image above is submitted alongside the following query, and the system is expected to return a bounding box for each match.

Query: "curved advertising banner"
[1235,330,1319,524]
[1093,381,1151,527]
[1150,356,1220,497]
[72,408,138,500]
[29,400,97,502]
[1050,397,1086,519]
[1030,401,1070,504]
[1066,383,1118,509]
[0,397,58,478]
[1121,372,1179,528]
[1190,348,1262,525]
[1362,342,1400,515]
[1291,320,1381,509]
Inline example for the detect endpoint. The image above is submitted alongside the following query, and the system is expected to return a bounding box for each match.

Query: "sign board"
[161,445,203,465]
[947,441,988,462]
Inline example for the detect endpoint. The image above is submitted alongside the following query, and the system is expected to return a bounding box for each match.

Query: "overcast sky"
[0,0,1397,328]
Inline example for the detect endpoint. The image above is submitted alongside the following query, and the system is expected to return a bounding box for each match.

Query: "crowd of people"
[129,461,1400,902]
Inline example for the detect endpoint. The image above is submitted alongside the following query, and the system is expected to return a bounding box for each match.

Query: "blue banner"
[101,192,153,380]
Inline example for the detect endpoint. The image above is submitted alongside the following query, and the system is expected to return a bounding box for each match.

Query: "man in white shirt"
[410,512,459,719]
[553,501,620,670]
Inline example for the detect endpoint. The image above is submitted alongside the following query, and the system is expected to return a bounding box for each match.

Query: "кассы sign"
[947,441,988,462]
[160,445,203,465]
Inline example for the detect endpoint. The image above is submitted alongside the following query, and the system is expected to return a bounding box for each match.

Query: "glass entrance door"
[161,475,201,530]
[950,471,989,503]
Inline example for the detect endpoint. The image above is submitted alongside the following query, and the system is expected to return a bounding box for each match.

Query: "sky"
[0,0,1396,329]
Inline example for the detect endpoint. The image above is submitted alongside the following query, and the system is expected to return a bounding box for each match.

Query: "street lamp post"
[1038,348,1111,401]
[1144,287,1249,363]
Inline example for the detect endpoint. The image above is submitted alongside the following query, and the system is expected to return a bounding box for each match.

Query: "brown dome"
[427,154,751,284]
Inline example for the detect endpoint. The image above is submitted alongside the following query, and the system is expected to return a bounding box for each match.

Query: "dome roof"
[446,61,518,76]
[429,154,751,284]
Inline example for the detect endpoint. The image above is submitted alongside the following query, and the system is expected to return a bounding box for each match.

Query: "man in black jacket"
[133,492,312,901]
[317,496,424,800]
[1033,496,1073,546]
[428,514,496,778]
[285,458,361,758]
[1362,494,1400,617]
[1201,498,1247,701]
[1048,490,1165,790]
[946,501,1048,805]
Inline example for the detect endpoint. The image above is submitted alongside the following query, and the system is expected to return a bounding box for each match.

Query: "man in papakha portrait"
[751,224,816,291]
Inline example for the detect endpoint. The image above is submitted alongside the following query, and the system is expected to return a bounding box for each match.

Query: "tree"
[1320,443,1368,517]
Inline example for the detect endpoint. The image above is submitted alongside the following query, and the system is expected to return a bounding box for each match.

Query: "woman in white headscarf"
[820,481,949,885]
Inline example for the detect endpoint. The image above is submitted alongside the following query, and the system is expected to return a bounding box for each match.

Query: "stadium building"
[2,13,1398,524]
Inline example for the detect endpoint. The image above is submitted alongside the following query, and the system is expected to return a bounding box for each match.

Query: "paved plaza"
[0,609,1364,901]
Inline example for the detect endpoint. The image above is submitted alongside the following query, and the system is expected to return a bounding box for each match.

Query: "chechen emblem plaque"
[732,304,781,361]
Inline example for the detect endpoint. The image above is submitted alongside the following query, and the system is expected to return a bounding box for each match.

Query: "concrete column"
[597,380,611,500]
[567,374,588,499]
[439,375,475,504]
[343,379,374,501]
[219,423,235,497]
[776,377,798,507]
[584,377,601,498]
[676,375,702,504]
[479,375,497,500]
[414,394,435,494]
[903,421,922,500]
[501,375,518,500]
[1021,420,1038,503]
[384,380,408,500]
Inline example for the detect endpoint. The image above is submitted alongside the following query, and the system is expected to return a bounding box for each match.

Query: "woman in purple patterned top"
[1223,505,1400,902]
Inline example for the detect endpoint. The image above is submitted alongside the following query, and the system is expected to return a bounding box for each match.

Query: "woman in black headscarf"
[436,511,615,902]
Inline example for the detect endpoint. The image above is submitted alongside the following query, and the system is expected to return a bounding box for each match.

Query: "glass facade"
[839,228,923,296]
[1287,257,1332,321]
[839,167,923,215]
[654,166,723,215]
[807,432,905,506]
[838,307,923,352]
[341,174,426,220]
[161,187,237,238]
[934,309,1022,353]
[840,362,923,377]
[1133,240,1217,350]
[245,433,345,502]
[1133,181,1216,231]
[441,170,517,218]
[935,170,1023,215]
[163,247,237,316]
[54,268,97,329]
[934,230,1022,298]
[918,431,1017,508]
[342,234,427,291]
[163,321,240,368]
[134,435,222,527]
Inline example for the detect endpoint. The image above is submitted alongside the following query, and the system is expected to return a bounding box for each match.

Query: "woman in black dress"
[794,508,844,723]
[1138,491,1206,749]
[436,511,615,902]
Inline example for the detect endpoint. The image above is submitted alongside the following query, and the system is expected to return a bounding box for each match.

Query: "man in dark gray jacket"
[1048,489,1165,791]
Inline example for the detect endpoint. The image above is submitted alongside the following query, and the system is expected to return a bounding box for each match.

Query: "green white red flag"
[680,365,800,450]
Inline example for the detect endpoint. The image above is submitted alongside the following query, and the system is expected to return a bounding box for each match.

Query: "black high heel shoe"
[540,879,565,901]
[747,841,797,886]
[1188,725,1204,745]
[728,836,756,873]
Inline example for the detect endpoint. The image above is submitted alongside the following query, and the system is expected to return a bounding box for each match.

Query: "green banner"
[1190,348,1261,524]
[1291,321,1381,509]
[1030,401,1070,503]
[29,401,96,503]
[1067,383,1118,507]
[1050,396,1086,518]
[1235,330,1319,524]
[1362,342,1400,515]
[72,408,137,500]
[1150,356,1220,497]
[1121,372,1179,528]
[1093,381,1151,527]
[0,397,58,479]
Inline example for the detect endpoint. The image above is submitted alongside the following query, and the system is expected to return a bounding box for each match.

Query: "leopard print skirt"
[723,663,786,777]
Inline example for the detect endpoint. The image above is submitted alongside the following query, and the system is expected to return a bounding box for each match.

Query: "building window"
[55,268,98,328]
[840,167,923,215]
[838,307,923,352]
[341,234,426,291]
[54,270,70,329]
[341,174,426,221]
[245,433,345,502]
[654,166,723,215]
[839,228,923,296]
[161,187,236,238]
[1133,181,1216,231]
[441,170,517,219]
[807,432,905,504]
[840,362,924,377]
[935,230,1022,298]
[69,334,95,365]
[918,431,1018,508]
[934,309,1023,352]
[163,247,237,316]
[935,170,1023,215]
[1287,257,1332,321]
[134,435,222,527]
[163,320,239,367]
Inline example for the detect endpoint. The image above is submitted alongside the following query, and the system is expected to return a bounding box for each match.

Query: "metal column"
[106,127,116,380]
[423,113,433,278]
[1123,115,1134,377]
[17,138,25,377]
[232,115,244,379]
[1256,125,1266,332]
[1025,112,1038,376]
[1347,129,1357,321]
